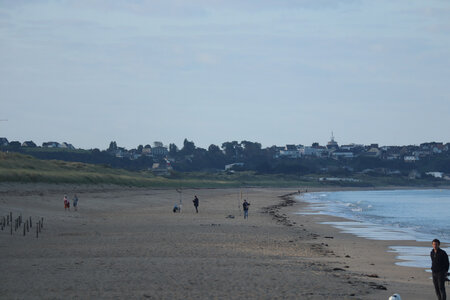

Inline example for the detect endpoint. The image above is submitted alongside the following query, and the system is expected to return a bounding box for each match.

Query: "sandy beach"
[0,184,438,299]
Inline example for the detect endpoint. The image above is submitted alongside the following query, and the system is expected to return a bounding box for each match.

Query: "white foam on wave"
[321,221,417,241]
[388,246,433,269]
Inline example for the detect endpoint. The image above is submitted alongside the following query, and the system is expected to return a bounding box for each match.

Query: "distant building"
[273,146,285,158]
[326,132,339,150]
[331,151,354,159]
[340,144,363,151]
[152,145,168,157]
[404,155,419,162]
[279,144,301,158]
[8,141,21,147]
[0,137,9,146]
[60,142,75,150]
[361,147,381,158]
[420,142,444,152]
[152,159,173,175]
[301,145,327,157]
[128,149,141,160]
[225,162,244,171]
[114,148,126,158]
[42,141,60,148]
[142,146,152,156]
[386,154,401,160]
[426,172,443,178]
[22,141,37,147]
[412,150,431,158]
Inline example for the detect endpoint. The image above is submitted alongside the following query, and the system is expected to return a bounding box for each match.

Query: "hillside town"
[1,134,449,162]
[1,134,450,179]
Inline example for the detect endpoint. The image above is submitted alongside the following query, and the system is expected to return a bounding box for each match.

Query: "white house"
[279,145,301,158]
[301,146,327,157]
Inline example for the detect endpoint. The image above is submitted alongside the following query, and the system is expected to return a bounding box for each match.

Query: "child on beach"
[64,195,70,211]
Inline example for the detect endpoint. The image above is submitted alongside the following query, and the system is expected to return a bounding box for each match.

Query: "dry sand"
[0,183,438,299]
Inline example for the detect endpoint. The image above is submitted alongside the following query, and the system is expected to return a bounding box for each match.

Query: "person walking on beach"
[242,199,250,219]
[193,195,199,213]
[431,239,449,300]
[72,194,78,211]
[64,195,70,211]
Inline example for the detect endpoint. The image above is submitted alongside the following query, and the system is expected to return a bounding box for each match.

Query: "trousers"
[433,271,447,300]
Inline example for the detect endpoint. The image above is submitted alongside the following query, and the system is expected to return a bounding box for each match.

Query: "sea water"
[296,189,450,269]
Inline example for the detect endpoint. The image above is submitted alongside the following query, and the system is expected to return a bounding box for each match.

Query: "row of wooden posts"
[0,213,44,238]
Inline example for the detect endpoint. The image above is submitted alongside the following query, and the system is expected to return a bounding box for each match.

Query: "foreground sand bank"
[0,183,437,299]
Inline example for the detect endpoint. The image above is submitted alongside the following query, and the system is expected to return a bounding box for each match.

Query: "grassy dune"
[0,152,162,186]
[0,152,302,188]
[1,152,444,188]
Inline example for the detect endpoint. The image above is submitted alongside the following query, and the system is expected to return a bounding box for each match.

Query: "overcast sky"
[1,0,449,150]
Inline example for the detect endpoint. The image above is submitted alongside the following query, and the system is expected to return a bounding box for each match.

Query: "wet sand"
[0,183,436,299]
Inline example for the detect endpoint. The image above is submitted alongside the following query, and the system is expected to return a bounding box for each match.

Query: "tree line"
[2,138,450,176]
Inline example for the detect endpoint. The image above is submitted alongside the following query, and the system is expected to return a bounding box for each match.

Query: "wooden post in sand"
[41,217,44,228]
[29,217,32,228]
[36,223,39,238]
[38,221,42,233]
[19,214,22,226]
[26,219,29,232]
[6,215,9,226]
[10,218,13,235]
[23,222,26,236]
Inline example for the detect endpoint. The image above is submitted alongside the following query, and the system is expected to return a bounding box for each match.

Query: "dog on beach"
[388,294,401,300]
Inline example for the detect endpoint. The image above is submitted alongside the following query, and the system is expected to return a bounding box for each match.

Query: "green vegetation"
[0,152,447,188]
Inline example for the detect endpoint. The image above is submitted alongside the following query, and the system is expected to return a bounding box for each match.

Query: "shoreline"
[278,188,444,299]
[0,183,444,299]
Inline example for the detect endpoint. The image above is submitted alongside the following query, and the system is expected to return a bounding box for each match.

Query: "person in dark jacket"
[193,196,199,213]
[431,239,449,300]
[242,199,250,219]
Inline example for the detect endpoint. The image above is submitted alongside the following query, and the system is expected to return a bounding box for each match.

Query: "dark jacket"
[430,248,449,273]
